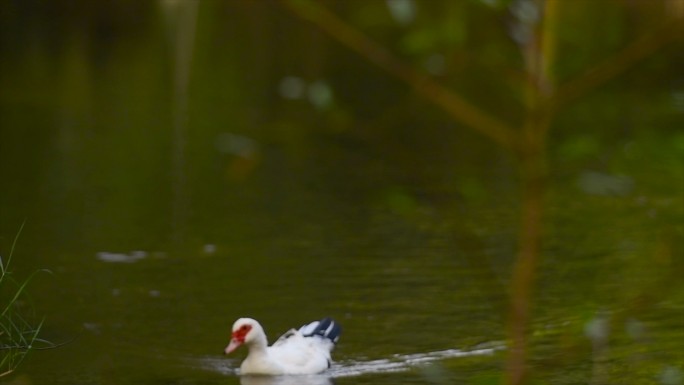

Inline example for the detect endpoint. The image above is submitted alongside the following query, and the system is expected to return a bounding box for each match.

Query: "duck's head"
[224,318,263,354]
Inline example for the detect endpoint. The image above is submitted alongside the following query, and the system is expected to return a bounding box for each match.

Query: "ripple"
[330,344,505,377]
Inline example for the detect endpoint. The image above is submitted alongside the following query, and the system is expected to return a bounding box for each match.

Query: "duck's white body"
[224,317,341,375]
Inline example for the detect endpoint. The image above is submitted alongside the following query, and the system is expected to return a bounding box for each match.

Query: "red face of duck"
[224,323,253,354]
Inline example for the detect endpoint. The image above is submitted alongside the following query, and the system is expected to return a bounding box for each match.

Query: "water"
[16,224,510,384]
[10,187,682,384]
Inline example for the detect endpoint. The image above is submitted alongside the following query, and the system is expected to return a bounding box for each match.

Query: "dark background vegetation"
[0,1,682,384]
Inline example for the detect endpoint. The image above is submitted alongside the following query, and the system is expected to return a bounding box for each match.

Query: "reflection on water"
[240,374,333,385]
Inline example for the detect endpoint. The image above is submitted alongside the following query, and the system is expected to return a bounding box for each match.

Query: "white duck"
[224,317,342,375]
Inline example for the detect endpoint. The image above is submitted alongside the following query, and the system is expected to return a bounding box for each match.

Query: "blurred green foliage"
[0,0,682,383]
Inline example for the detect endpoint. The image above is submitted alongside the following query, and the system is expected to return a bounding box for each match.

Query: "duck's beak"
[224,338,242,355]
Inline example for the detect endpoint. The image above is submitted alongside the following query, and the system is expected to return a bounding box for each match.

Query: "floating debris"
[96,251,146,264]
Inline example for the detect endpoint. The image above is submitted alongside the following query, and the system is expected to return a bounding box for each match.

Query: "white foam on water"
[329,345,505,377]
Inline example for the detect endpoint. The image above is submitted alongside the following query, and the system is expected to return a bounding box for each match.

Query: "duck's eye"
[240,325,249,331]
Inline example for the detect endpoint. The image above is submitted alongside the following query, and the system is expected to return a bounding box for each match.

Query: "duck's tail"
[299,317,342,344]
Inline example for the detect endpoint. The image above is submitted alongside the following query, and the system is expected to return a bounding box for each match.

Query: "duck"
[224,317,342,375]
